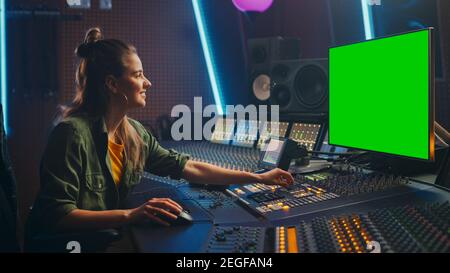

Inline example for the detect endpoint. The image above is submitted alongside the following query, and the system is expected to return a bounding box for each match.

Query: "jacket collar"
[91,114,133,188]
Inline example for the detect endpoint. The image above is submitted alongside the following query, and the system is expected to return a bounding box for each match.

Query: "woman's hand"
[258,168,294,187]
[127,198,183,226]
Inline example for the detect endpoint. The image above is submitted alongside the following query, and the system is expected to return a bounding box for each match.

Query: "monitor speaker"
[269,59,328,114]
[248,37,301,104]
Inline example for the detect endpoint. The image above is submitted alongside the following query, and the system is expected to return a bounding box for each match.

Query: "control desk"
[125,140,450,253]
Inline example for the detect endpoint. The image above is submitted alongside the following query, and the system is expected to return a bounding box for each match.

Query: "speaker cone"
[271,84,291,108]
[294,65,327,108]
[252,74,271,101]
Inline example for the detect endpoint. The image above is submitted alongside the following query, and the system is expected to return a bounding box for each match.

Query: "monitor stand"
[289,160,332,174]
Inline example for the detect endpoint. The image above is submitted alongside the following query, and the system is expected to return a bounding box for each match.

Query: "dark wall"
[202,0,333,107]
[436,1,450,130]
[243,0,332,58]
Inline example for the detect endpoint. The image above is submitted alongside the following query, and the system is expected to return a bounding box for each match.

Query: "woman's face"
[115,53,151,109]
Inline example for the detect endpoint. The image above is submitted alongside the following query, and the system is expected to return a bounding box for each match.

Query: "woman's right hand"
[127,198,183,226]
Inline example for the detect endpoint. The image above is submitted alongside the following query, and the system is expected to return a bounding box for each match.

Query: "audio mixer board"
[126,139,450,253]
[204,201,450,253]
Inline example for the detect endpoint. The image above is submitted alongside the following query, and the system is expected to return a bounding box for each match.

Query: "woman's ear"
[105,75,118,94]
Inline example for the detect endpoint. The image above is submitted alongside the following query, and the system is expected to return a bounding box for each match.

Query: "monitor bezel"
[259,137,288,169]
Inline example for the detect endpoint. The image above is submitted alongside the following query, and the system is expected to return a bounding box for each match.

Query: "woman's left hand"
[258,168,294,187]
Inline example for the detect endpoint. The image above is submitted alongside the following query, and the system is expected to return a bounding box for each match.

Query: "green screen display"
[329,29,433,160]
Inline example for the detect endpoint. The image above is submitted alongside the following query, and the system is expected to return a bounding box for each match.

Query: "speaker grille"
[272,84,291,107]
[294,64,327,108]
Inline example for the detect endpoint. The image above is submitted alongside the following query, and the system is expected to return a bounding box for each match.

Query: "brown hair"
[62,27,144,170]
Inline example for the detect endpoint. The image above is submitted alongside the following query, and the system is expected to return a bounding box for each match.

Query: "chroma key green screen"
[329,28,434,161]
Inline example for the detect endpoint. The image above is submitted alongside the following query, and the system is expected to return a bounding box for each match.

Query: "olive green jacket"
[26,114,189,237]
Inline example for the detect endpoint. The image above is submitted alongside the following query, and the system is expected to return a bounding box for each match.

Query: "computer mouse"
[143,209,194,227]
[162,210,193,226]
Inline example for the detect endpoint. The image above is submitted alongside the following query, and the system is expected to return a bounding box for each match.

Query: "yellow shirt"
[108,139,124,186]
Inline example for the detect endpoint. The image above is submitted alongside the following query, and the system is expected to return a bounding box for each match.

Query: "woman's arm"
[57,209,130,231]
[181,160,294,187]
[57,197,183,231]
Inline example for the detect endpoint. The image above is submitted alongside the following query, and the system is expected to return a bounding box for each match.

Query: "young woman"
[26,28,293,238]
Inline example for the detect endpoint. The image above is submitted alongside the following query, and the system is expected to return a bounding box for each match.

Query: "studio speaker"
[269,59,328,114]
[247,37,301,104]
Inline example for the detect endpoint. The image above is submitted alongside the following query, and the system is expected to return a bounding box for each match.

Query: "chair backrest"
[0,103,20,252]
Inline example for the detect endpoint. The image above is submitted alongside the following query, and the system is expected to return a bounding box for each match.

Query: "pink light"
[232,0,274,12]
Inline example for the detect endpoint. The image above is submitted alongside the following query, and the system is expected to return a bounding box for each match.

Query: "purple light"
[232,0,274,12]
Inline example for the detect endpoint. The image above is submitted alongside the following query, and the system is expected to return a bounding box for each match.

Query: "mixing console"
[299,166,410,196]
[211,117,235,144]
[257,121,290,150]
[179,187,239,211]
[232,120,259,148]
[204,202,450,253]
[289,123,321,151]
[204,226,266,253]
[162,141,260,172]
[142,171,188,188]
[228,165,411,216]
[139,172,239,212]
[128,139,450,254]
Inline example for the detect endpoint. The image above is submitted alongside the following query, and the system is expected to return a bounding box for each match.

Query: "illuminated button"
[272,204,282,210]
[283,206,290,211]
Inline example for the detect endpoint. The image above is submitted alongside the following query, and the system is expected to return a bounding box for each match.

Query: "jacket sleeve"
[144,132,190,180]
[30,122,84,232]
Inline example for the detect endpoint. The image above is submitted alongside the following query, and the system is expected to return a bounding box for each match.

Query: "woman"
[26,27,293,238]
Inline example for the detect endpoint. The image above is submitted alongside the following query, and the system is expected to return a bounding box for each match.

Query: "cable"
[307,150,366,157]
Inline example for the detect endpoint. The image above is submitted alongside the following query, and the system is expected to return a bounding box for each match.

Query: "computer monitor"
[329,28,435,161]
